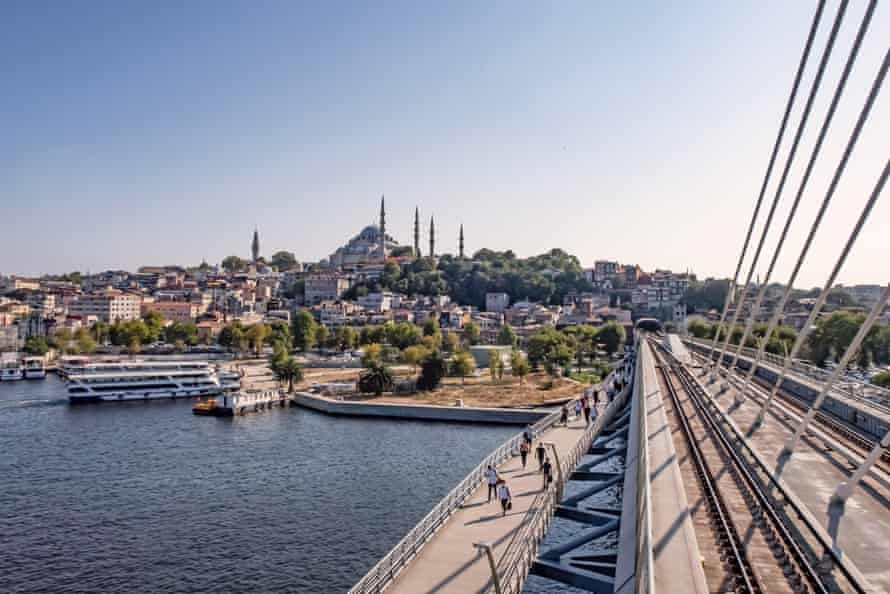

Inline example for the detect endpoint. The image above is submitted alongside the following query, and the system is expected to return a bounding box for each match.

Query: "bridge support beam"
[833,429,890,503]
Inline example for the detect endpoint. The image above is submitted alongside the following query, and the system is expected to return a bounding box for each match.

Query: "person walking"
[541,457,553,491]
[560,404,569,426]
[593,388,600,408]
[583,399,592,426]
[519,440,530,469]
[497,479,512,516]
[574,398,582,422]
[536,441,546,471]
[523,425,533,446]
[485,465,499,503]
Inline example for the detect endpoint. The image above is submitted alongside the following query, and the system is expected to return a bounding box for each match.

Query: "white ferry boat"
[67,360,226,402]
[1,359,24,381]
[58,356,91,378]
[22,356,47,379]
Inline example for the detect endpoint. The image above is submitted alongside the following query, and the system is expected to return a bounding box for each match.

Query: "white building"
[68,290,142,323]
[358,292,394,312]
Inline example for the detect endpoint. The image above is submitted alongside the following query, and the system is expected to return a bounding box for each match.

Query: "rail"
[487,370,635,594]
[631,346,654,594]
[348,401,564,594]
[684,337,890,415]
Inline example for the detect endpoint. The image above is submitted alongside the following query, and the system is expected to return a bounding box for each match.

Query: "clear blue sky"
[2,1,887,287]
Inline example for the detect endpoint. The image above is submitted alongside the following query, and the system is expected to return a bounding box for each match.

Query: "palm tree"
[359,361,393,395]
[271,355,303,393]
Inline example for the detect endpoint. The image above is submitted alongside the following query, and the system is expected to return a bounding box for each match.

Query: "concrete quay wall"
[294,392,551,425]
[685,341,889,439]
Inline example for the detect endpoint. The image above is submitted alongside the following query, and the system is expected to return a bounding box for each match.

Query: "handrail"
[684,336,890,415]
[348,400,565,594]
[487,369,634,594]
[632,344,654,594]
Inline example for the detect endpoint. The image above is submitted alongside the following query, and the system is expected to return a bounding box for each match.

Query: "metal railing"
[488,373,633,594]
[684,337,890,415]
[631,349,654,594]
[348,404,564,594]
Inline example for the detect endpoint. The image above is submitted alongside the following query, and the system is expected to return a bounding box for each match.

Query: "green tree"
[511,351,530,385]
[141,311,164,343]
[218,322,244,350]
[291,310,317,352]
[91,321,110,345]
[597,321,626,356]
[526,327,574,370]
[361,343,383,366]
[164,322,198,346]
[417,350,447,391]
[422,318,443,349]
[266,321,292,352]
[462,321,481,346]
[23,336,49,356]
[497,324,518,348]
[271,354,304,393]
[385,322,422,349]
[315,324,330,350]
[450,351,476,384]
[359,325,387,346]
[246,324,271,356]
[335,326,358,351]
[872,370,890,389]
[269,251,297,270]
[866,326,890,366]
[687,319,714,339]
[488,350,501,383]
[442,331,460,353]
[75,328,97,354]
[221,255,246,273]
[402,345,429,375]
[359,360,393,395]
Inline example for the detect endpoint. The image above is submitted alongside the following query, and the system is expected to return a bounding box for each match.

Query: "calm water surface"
[0,376,516,593]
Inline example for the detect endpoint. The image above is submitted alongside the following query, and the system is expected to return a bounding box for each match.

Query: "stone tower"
[378,195,386,262]
[459,224,465,259]
[429,216,435,259]
[251,227,260,263]
[413,207,421,258]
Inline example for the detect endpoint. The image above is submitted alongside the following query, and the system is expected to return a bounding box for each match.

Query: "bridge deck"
[711,373,890,591]
[642,342,709,594]
[386,415,592,594]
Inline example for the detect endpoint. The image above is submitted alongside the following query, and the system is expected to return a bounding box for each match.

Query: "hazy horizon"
[3,1,888,285]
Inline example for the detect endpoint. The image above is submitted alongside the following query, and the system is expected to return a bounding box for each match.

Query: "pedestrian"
[536,441,546,470]
[485,465,499,503]
[583,399,591,426]
[593,388,600,407]
[574,398,582,421]
[497,479,512,516]
[591,403,599,423]
[519,440,530,468]
[523,425,533,446]
[542,457,553,491]
[560,404,569,426]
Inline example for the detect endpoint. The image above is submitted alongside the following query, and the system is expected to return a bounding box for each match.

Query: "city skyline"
[2,2,888,285]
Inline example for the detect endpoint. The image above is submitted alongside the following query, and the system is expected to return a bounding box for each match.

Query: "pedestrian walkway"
[386,413,596,594]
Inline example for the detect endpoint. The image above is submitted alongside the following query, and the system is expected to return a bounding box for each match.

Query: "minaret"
[429,216,435,259]
[413,207,421,258]
[459,224,465,259]
[378,195,387,262]
[251,227,260,263]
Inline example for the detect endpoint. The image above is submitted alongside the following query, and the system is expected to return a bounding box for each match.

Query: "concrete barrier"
[293,392,552,425]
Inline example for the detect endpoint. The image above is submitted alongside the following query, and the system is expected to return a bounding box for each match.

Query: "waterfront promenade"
[386,413,594,594]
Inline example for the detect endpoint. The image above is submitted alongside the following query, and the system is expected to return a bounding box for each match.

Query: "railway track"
[697,351,890,473]
[650,338,861,594]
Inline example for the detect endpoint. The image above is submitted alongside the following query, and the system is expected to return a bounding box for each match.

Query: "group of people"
[485,427,555,516]
[560,388,601,428]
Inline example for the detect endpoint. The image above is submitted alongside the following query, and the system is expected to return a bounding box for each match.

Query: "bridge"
[349,2,890,591]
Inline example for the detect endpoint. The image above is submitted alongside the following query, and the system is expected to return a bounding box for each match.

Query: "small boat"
[22,356,47,379]
[0,359,23,381]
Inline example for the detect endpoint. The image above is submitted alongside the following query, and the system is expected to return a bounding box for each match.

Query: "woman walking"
[519,440,530,469]
[485,465,499,503]
[497,479,512,516]
[536,441,546,471]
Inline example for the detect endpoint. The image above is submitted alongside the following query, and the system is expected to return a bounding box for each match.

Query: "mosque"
[326,196,463,269]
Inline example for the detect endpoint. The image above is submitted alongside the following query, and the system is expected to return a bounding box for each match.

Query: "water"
[0,376,516,593]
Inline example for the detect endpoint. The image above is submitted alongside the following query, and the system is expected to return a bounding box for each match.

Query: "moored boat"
[22,356,47,379]
[67,360,224,402]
